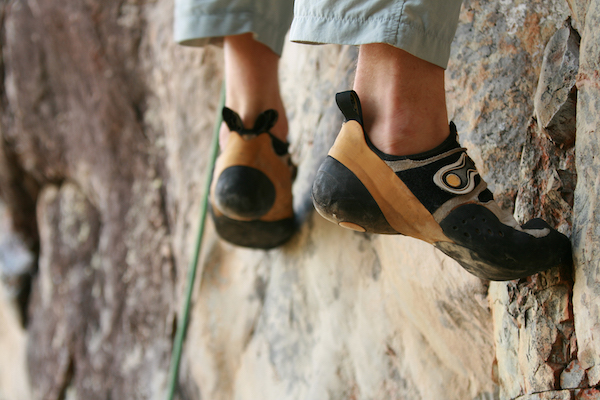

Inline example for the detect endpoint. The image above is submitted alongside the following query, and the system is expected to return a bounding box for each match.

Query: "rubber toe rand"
[436,204,573,281]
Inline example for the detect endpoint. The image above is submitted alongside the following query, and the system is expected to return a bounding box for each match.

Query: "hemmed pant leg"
[174,0,293,56]
[289,0,463,69]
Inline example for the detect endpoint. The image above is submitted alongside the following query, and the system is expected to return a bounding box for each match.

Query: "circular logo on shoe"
[433,153,479,195]
[445,173,462,188]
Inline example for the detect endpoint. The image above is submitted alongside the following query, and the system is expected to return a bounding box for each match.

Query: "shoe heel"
[312,156,397,234]
[214,166,276,220]
[210,205,295,249]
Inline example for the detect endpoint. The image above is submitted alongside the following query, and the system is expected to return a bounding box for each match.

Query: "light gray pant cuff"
[289,0,463,69]
[174,6,292,56]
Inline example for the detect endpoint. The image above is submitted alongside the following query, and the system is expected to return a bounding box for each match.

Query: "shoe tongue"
[369,122,461,161]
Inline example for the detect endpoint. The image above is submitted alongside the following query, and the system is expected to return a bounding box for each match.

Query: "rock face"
[573,0,600,389]
[0,0,599,400]
[0,2,174,398]
[534,24,580,147]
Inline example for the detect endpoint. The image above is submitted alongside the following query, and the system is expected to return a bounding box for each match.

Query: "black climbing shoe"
[210,107,295,249]
[311,90,572,280]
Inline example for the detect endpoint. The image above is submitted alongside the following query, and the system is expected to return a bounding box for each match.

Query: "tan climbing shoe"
[312,91,572,280]
[210,107,295,249]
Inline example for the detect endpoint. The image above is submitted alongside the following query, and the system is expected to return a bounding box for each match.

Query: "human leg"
[353,44,449,156]
[290,0,462,155]
[174,0,296,249]
[174,0,291,144]
[221,33,288,147]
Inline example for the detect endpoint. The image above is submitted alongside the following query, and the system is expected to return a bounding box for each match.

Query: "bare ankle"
[353,44,450,156]
[366,116,450,156]
[221,33,288,147]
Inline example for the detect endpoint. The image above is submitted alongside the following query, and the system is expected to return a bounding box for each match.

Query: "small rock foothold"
[560,359,586,389]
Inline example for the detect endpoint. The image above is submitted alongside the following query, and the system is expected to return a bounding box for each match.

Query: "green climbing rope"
[166,83,225,400]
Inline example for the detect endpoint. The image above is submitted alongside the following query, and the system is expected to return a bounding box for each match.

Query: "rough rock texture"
[573,0,600,389]
[0,199,35,323]
[0,0,599,399]
[0,271,30,400]
[0,1,174,398]
[534,24,580,147]
[0,200,32,400]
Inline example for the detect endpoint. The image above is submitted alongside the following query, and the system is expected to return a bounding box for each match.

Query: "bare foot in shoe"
[220,33,288,149]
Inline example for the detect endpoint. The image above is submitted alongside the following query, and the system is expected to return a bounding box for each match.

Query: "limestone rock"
[573,0,600,386]
[513,121,575,237]
[565,0,591,30]
[490,268,576,400]
[534,23,580,147]
[28,184,100,399]
[0,1,176,398]
[0,200,35,322]
[516,390,575,400]
[447,2,585,400]
[586,365,600,387]
[0,282,31,400]
[575,388,600,399]
[561,359,587,389]
[447,0,571,197]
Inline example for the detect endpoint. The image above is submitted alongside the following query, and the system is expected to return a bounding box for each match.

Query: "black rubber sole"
[311,156,397,234]
[210,205,296,249]
[214,165,276,220]
[436,204,573,281]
